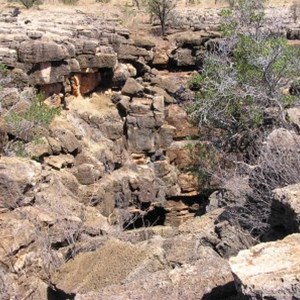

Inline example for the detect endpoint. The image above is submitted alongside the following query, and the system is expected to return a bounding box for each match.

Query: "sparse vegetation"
[145,0,176,36]
[187,0,300,238]
[4,93,60,142]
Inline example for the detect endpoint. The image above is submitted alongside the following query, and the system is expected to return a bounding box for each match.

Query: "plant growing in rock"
[5,93,60,134]
[145,0,176,36]
[290,1,300,23]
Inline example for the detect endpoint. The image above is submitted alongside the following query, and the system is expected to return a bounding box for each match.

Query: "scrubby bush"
[188,0,300,239]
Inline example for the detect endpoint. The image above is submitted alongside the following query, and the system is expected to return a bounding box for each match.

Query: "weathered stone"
[117,44,152,61]
[18,41,70,63]
[166,104,199,138]
[179,209,255,258]
[28,61,70,85]
[230,234,300,300]
[171,48,196,67]
[178,172,199,193]
[133,37,155,50]
[76,53,117,69]
[55,129,81,154]
[44,154,74,169]
[152,95,164,112]
[0,88,20,110]
[121,78,144,97]
[76,163,104,185]
[25,137,52,159]
[152,48,169,66]
[151,76,179,95]
[0,218,36,260]
[74,72,102,95]
[0,157,42,210]
[127,126,155,153]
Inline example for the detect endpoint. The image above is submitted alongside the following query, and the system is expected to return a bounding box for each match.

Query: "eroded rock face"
[230,234,300,300]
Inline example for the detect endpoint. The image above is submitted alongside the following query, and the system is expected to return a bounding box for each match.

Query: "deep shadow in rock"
[263,197,299,242]
[47,286,76,300]
[123,206,167,230]
[202,281,244,300]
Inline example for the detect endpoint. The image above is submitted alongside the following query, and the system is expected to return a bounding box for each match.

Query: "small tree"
[18,0,40,8]
[290,1,300,23]
[146,0,176,36]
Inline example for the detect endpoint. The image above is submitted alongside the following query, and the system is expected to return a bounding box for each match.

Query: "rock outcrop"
[230,234,300,300]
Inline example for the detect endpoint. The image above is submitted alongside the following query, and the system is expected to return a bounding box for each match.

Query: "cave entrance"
[123,206,166,230]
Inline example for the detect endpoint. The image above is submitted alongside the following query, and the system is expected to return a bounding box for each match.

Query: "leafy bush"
[4,93,60,139]
[61,0,79,5]
[18,0,41,8]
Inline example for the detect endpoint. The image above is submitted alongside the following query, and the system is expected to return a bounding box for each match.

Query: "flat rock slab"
[229,233,300,300]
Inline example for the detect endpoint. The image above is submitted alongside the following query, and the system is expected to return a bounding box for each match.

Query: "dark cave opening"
[123,206,166,230]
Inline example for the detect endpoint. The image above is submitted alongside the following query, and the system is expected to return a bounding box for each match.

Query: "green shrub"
[61,0,79,5]
[4,93,60,139]
[18,0,41,8]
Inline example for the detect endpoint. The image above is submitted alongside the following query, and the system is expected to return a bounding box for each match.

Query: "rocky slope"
[0,3,300,300]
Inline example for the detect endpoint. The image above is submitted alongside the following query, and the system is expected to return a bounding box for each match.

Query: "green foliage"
[61,0,79,4]
[10,140,28,158]
[188,1,300,141]
[4,112,24,134]
[4,93,60,138]
[23,98,60,127]
[18,0,41,8]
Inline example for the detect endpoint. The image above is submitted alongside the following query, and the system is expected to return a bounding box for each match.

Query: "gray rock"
[121,78,144,97]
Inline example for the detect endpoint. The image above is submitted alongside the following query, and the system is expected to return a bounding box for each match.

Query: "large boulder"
[230,234,300,300]
[18,41,70,63]
[121,78,144,97]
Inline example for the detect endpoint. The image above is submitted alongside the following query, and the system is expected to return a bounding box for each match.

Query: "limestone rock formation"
[230,234,300,300]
